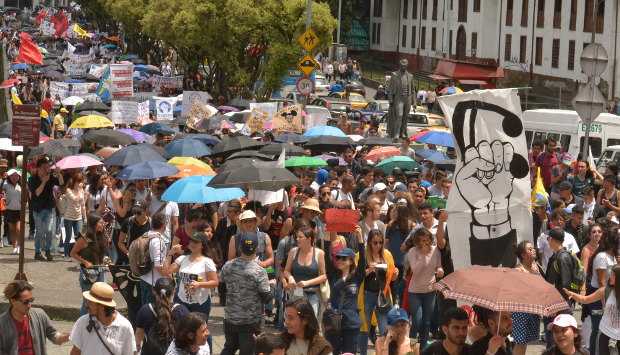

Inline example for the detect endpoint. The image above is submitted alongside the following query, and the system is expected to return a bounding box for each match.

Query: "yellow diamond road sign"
[298,28,319,52]
[297,55,319,76]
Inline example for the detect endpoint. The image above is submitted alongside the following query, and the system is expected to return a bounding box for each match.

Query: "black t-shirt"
[470,333,513,355]
[422,340,472,355]
[28,175,59,212]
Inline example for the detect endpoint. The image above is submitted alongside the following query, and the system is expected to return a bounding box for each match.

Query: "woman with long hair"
[284,298,332,355]
[2,169,21,254]
[386,204,415,303]
[96,173,125,263]
[511,240,544,355]
[166,312,211,355]
[581,224,605,276]
[359,229,398,355]
[60,172,86,259]
[70,213,108,315]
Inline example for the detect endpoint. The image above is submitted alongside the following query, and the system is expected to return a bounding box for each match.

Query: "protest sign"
[272,104,303,133]
[88,64,106,79]
[249,102,278,121]
[152,75,183,93]
[181,91,212,118]
[137,101,150,123]
[49,81,89,99]
[438,89,532,270]
[40,20,55,36]
[109,63,133,99]
[245,109,268,134]
[110,101,138,124]
[325,209,360,232]
[155,97,177,120]
[64,53,93,77]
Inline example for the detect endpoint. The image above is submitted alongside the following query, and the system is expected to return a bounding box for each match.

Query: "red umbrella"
[0,78,20,89]
[433,265,569,316]
[365,146,401,163]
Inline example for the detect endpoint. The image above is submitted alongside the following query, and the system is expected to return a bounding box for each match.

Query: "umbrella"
[0,122,9,138]
[11,63,29,71]
[413,130,455,147]
[70,115,114,129]
[162,176,244,203]
[76,110,108,117]
[104,143,166,166]
[0,78,20,88]
[275,132,307,144]
[366,146,402,162]
[228,150,273,161]
[0,138,22,152]
[225,110,251,124]
[217,106,239,113]
[218,157,260,171]
[303,125,347,138]
[259,143,306,157]
[314,154,347,166]
[415,149,456,165]
[95,146,119,159]
[172,164,216,178]
[304,136,353,152]
[79,152,102,161]
[117,161,179,180]
[133,64,160,73]
[285,156,327,168]
[29,139,79,158]
[439,86,464,95]
[74,101,110,113]
[211,136,266,156]
[117,128,152,143]
[81,129,137,146]
[433,266,569,316]
[208,166,299,191]
[168,157,213,170]
[140,122,176,136]
[180,133,220,146]
[358,136,397,147]
[164,138,212,158]
[43,70,66,81]
[62,96,84,106]
[54,155,102,170]
[376,156,419,174]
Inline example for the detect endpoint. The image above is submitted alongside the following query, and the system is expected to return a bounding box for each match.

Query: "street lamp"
[574,43,608,160]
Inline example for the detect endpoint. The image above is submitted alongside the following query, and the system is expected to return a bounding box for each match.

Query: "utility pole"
[337,0,342,43]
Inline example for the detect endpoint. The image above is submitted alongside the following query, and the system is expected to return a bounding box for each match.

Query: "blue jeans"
[79,268,105,315]
[408,292,436,348]
[63,219,82,257]
[304,291,321,318]
[33,209,55,255]
[360,290,389,355]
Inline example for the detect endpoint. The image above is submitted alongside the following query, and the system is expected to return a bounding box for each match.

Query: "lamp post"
[574,43,608,161]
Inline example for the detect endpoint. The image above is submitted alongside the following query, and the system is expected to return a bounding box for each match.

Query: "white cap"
[373,182,387,192]
[7,168,20,177]
[547,314,578,330]
[239,210,257,221]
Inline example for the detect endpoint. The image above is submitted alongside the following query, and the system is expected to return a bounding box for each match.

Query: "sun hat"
[239,210,257,221]
[7,168,20,177]
[60,107,69,113]
[300,198,322,213]
[82,282,116,307]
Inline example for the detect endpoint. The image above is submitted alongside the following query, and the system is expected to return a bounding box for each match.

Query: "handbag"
[322,289,344,334]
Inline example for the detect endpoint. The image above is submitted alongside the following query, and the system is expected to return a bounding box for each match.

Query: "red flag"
[35,9,47,25]
[51,11,68,38]
[17,32,42,65]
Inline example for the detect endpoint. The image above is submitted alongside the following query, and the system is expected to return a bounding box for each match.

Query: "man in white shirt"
[537,210,580,272]
[331,174,356,209]
[70,282,136,355]
[140,213,169,305]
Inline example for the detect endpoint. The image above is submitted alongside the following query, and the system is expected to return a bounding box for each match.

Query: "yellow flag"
[73,24,88,38]
[531,167,548,209]
[11,92,22,105]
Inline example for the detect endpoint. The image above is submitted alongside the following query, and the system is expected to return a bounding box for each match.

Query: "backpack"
[555,250,586,293]
[128,232,156,276]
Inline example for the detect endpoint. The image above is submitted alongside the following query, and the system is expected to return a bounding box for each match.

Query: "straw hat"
[300,198,322,213]
[82,282,116,308]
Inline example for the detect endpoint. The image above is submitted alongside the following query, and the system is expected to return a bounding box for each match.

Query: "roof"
[434,60,504,80]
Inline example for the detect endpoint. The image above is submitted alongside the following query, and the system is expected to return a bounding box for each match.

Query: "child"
[255,332,286,355]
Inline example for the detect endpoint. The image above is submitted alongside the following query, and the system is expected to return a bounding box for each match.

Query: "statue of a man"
[387,59,415,139]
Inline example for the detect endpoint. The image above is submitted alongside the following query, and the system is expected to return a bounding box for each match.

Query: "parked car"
[310,97,351,118]
[328,91,368,110]
[360,100,390,121]
[305,105,331,128]
[346,80,366,96]
[378,110,447,137]
[314,75,330,96]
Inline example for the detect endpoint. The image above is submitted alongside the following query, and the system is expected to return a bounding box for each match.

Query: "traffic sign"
[12,104,40,147]
[297,55,319,76]
[298,28,319,52]
[296,77,314,96]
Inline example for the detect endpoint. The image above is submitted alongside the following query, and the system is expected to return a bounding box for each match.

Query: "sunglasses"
[18,297,34,305]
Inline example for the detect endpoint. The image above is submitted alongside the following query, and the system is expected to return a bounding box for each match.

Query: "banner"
[110,101,138,124]
[49,81,89,99]
[438,89,532,271]
[272,104,303,133]
[64,53,93,78]
[181,91,212,118]
[109,63,133,99]
[155,97,177,120]
[152,75,183,93]
[249,102,278,121]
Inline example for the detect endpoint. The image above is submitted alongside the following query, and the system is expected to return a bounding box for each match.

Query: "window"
[505,34,512,61]
[403,0,408,18]
[519,35,527,63]
[376,23,381,44]
[473,0,480,12]
[553,0,561,28]
[569,0,576,30]
[449,30,453,55]
[581,137,602,157]
[471,32,477,57]
[411,26,417,48]
[608,139,620,147]
[422,0,428,19]
[568,40,575,70]
[535,37,543,65]
[372,23,377,44]
[537,0,545,28]
[506,0,513,26]
[402,25,407,47]
[431,27,437,50]
[584,0,604,33]
[432,0,438,20]
[421,26,426,49]
[458,0,468,22]
[521,0,529,27]
[373,0,383,17]
[412,0,418,18]
[450,0,453,10]
[551,38,560,68]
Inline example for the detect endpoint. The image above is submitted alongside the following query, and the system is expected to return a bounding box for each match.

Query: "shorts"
[5,210,19,223]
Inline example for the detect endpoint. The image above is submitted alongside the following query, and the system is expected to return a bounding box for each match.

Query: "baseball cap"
[7,168,20,177]
[548,228,565,243]
[240,232,259,255]
[239,210,257,221]
[373,182,387,193]
[547,314,578,330]
[336,248,355,258]
[60,107,69,113]
[387,307,410,326]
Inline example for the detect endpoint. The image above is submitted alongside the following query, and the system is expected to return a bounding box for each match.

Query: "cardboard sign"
[325,208,360,232]
[64,53,93,78]
[49,81,89,99]
[12,104,40,147]
[155,97,177,120]
[152,75,183,93]
[181,91,212,118]
[110,101,139,124]
[272,104,303,133]
[246,109,267,134]
[137,101,150,124]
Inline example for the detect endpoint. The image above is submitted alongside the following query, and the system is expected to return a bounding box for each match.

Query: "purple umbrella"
[217,106,240,114]
[118,128,152,143]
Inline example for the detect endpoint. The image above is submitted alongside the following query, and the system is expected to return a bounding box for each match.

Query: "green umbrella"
[376,156,419,174]
[285,156,328,168]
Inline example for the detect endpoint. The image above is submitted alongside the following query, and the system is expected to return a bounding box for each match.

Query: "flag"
[96,65,111,103]
[51,11,68,38]
[73,24,89,38]
[11,92,22,105]
[531,167,548,209]
[16,32,43,65]
[35,9,47,25]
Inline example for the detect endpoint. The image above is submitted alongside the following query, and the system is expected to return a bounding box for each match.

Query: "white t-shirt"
[331,189,355,209]
[175,255,217,305]
[590,252,617,288]
[165,341,210,355]
[2,181,20,210]
[140,232,168,285]
[70,312,136,355]
[537,231,580,272]
[599,290,620,340]
[149,197,179,245]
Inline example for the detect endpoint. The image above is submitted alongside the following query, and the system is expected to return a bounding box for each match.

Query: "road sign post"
[296,77,314,96]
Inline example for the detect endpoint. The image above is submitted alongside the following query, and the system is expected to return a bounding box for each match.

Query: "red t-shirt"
[175,227,190,251]
[40,98,54,114]
[12,315,34,355]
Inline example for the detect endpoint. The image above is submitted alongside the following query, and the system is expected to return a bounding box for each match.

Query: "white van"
[522,109,620,160]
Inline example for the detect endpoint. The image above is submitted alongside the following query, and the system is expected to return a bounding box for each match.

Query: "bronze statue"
[387,59,415,139]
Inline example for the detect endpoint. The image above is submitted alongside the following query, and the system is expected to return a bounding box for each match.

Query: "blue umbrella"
[303,125,346,138]
[104,143,166,166]
[161,176,245,204]
[164,138,212,158]
[183,134,220,146]
[415,131,455,147]
[117,161,179,180]
[11,63,28,71]
[140,122,176,135]
[415,149,449,161]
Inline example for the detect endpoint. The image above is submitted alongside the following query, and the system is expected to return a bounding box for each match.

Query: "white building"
[369,0,620,102]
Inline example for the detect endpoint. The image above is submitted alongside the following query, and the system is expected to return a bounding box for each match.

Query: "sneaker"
[34,253,45,261]
[45,252,53,262]
[12,247,18,254]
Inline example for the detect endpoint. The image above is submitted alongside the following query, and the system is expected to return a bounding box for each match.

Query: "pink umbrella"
[54,155,102,170]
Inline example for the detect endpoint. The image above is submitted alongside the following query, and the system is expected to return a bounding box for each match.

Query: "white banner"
[88,64,106,79]
[137,101,150,122]
[155,97,176,121]
[181,91,212,118]
[49,81,89,99]
[64,53,93,78]
[109,63,134,99]
[110,101,138,124]
[438,89,532,271]
[151,75,183,93]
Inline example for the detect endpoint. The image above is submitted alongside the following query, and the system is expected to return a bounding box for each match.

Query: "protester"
[376,306,419,355]
[2,168,21,254]
[512,241,543,355]
[421,307,470,355]
[60,172,87,259]
[470,307,514,355]
[165,312,211,355]
[283,298,332,355]
[140,213,170,305]
[542,314,588,355]
[255,332,287,355]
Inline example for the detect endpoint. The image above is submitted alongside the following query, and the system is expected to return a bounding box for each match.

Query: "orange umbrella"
[365,146,401,163]
[95,146,119,159]
[172,164,215,178]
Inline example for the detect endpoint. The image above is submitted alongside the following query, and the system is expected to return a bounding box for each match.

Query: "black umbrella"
[259,143,306,157]
[211,135,266,156]
[29,139,80,159]
[82,129,137,146]
[208,166,299,191]
[181,133,221,146]
[228,150,274,161]
[75,101,111,113]
[0,122,10,138]
[219,157,260,171]
[358,136,398,147]
[104,143,166,167]
[274,132,307,144]
[304,136,354,152]
[227,111,251,124]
